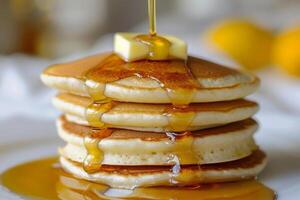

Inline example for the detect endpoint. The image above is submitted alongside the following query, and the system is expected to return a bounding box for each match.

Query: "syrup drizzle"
[81,0,200,174]
[83,128,113,173]
[85,101,116,128]
[135,0,171,61]
[85,79,110,103]
[148,0,156,36]
[165,131,197,184]
[82,54,200,173]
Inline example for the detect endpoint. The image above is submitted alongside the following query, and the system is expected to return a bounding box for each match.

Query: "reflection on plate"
[1,156,275,200]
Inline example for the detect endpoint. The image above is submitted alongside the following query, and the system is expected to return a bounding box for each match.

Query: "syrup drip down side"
[164,105,197,132]
[83,129,113,173]
[82,99,204,132]
[165,131,200,185]
[85,101,117,128]
[82,1,194,173]
[82,100,199,176]
[82,44,196,174]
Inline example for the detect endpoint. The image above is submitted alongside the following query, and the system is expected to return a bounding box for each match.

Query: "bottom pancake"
[60,150,267,189]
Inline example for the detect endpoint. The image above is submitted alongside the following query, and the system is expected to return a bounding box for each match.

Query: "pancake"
[53,93,258,132]
[41,53,259,104]
[58,116,258,166]
[60,150,267,189]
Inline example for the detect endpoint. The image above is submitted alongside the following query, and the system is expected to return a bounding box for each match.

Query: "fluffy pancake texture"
[59,150,266,189]
[41,52,265,189]
[41,53,259,103]
[58,116,258,166]
[53,93,258,132]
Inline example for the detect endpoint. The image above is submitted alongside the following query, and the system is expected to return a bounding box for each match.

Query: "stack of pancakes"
[41,53,265,189]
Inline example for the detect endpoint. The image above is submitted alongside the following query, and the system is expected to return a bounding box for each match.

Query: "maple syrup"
[83,104,107,173]
[81,0,199,106]
[0,157,276,200]
[85,101,116,128]
[85,54,201,105]
[85,79,109,103]
[83,129,113,173]
[148,0,156,36]
[135,0,171,60]
[81,55,201,174]
[165,131,198,184]
[164,105,197,131]
[81,89,199,174]
[162,104,197,172]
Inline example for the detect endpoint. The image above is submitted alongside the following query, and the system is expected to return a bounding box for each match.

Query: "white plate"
[0,115,300,200]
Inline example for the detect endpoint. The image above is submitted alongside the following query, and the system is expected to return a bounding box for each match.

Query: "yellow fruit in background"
[273,27,300,77]
[207,19,274,70]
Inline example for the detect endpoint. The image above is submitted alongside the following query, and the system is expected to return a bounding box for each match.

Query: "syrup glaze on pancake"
[66,150,265,174]
[44,53,241,84]
[44,52,254,105]
[84,54,201,105]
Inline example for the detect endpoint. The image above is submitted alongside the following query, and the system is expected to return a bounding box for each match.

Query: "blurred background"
[1,0,300,59]
[0,0,300,127]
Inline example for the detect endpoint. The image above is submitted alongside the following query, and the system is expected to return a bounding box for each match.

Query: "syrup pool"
[0,157,276,200]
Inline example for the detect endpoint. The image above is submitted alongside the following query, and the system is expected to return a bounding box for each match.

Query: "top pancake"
[41,53,259,104]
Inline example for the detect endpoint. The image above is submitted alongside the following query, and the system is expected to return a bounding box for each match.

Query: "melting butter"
[114,0,186,62]
[135,34,171,60]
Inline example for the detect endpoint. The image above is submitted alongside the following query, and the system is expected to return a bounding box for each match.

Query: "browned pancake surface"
[44,53,111,79]
[44,53,245,90]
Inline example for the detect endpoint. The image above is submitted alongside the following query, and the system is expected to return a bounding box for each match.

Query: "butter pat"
[114,33,187,62]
